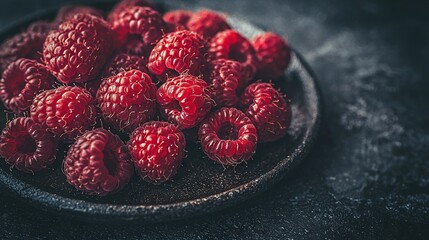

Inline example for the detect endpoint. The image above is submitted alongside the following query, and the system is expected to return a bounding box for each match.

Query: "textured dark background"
[1,0,428,239]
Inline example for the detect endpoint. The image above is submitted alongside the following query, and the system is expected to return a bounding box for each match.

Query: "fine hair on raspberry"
[43,13,117,84]
[128,121,186,183]
[208,59,244,108]
[240,82,292,143]
[198,107,258,165]
[156,75,213,129]
[0,117,57,173]
[209,30,258,82]
[97,69,157,132]
[30,86,97,140]
[148,30,209,82]
[63,128,134,196]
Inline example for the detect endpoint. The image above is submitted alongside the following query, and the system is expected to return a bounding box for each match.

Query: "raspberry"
[43,13,116,84]
[0,58,54,114]
[157,75,212,129]
[208,59,244,108]
[187,10,230,39]
[112,6,165,46]
[148,30,209,82]
[64,128,134,196]
[97,70,157,132]
[0,30,45,72]
[198,107,257,165]
[0,117,57,173]
[163,10,192,29]
[55,5,104,23]
[108,0,158,23]
[240,82,291,143]
[209,30,258,81]
[102,53,148,78]
[128,121,186,183]
[27,21,55,34]
[30,86,97,140]
[253,32,291,79]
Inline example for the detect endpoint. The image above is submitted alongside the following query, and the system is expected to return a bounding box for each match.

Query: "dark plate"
[0,1,321,223]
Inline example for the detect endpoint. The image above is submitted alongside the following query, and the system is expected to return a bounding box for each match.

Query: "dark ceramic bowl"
[0,1,321,223]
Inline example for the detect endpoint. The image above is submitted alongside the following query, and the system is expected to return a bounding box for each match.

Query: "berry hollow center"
[218,123,238,140]
[103,147,118,176]
[15,133,37,154]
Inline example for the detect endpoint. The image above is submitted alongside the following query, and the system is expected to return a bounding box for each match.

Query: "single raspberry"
[157,75,213,129]
[102,53,148,78]
[64,128,134,196]
[0,117,57,173]
[0,30,45,72]
[208,59,245,108]
[27,21,55,34]
[118,36,153,57]
[128,121,186,183]
[108,0,158,23]
[30,86,96,140]
[0,58,54,114]
[97,70,157,132]
[209,30,258,82]
[112,6,165,46]
[187,10,230,39]
[43,13,116,84]
[253,32,291,79]
[240,82,291,143]
[163,10,192,29]
[54,5,104,23]
[198,107,257,165]
[148,30,209,82]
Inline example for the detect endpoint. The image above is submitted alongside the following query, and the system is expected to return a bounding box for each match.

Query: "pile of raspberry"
[0,0,292,196]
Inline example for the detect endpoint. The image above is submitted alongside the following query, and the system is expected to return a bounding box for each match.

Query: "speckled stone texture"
[0,0,428,239]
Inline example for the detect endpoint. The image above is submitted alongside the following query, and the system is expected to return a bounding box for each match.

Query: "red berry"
[64,128,134,196]
[163,10,192,29]
[97,70,157,132]
[43,13,117,84]
[0,30,46,72]
[0,58,54,113]
[30,86,97,140]
[0,117,57,173]
[208,59,244,108]
[240,82,291,143]
[157,75,213,129]
[198,107,257,165]
[128,121,186,183]
[187,10,230,39]
[253,32,291,79]
[102,52,148,78]
[209,30,258,81]
[112,6,165,46]
[55,5,104,23]
[148,30,209,82]
[108,0,158,23]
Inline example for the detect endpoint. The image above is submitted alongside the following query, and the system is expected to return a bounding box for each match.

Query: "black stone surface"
[0,0,428,238]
